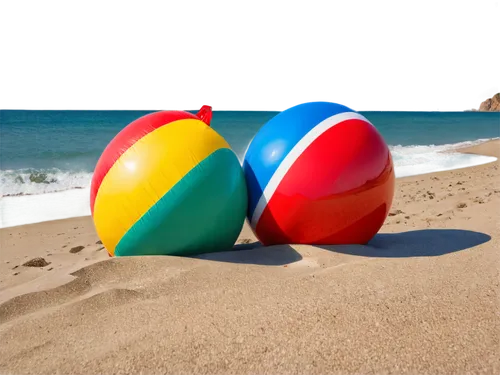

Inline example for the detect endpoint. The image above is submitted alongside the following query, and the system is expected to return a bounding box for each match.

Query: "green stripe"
[115,148,248,257]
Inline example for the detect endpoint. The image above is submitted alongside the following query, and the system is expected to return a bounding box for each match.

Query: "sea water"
[1,110,499,228]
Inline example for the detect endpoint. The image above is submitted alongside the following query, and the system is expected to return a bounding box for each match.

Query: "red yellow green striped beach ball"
[90,106,248,257]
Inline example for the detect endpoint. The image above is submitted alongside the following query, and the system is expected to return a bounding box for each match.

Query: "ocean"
[1,109,499,228]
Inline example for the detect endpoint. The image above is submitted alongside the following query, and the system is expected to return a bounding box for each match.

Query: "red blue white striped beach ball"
[243,101,395,246]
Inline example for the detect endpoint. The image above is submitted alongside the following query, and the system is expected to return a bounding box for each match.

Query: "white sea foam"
[394,154,453,167]
[0,169,92,196]
[391,138,498,177]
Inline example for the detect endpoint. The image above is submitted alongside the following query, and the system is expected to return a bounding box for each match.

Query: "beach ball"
[90,106,247,257]
[243,101,395,246]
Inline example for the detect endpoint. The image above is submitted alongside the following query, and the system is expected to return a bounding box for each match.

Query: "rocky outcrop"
[479,93,500,112]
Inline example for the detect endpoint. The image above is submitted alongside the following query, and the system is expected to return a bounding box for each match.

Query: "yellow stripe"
[93,119,230,255]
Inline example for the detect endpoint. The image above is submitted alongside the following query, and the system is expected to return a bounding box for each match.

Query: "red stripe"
[255,119,394,245]
[90,110,198,215]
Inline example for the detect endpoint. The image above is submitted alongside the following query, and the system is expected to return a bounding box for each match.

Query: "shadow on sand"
[317,229,491,258]
[195,242,300,266]
[195,229,491,265]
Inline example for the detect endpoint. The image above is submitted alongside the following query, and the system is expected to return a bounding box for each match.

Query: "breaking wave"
[0,169,92,197]
[390,138,498,177]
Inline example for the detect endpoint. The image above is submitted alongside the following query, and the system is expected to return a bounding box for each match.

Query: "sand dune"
[0,141,499,374]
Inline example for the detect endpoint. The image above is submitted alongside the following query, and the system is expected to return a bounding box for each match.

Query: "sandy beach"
[0,140,499,374]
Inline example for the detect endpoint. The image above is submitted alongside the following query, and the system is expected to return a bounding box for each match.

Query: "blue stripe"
[242,101,354,219]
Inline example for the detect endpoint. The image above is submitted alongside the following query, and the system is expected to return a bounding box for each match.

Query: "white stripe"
[250,111,372,229]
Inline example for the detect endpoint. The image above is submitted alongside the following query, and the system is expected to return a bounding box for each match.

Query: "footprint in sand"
[22,257,50,268]
[69,246,85,254]
[388,209,404,217]
[0,260,153,323]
